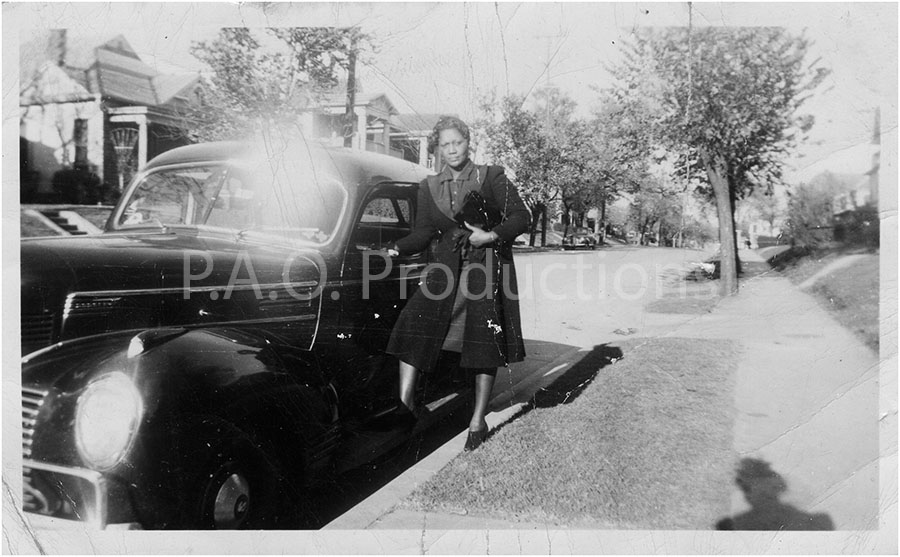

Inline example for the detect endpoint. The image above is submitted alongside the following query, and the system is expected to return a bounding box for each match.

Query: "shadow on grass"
[488,344,624,439]
[530,344,624,408]
[716,458,834,531]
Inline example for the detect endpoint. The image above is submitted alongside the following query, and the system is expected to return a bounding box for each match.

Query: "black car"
[20,140,468,529]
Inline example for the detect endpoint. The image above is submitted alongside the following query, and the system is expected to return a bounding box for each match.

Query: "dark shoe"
[464,427,488,451]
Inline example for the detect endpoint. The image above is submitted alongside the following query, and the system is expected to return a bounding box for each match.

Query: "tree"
[187,27,369,142]
[589,98,656,239]
[475,94,558,246]
[627,175,682,245]
[784,172,852,248]
[609,27,829,294]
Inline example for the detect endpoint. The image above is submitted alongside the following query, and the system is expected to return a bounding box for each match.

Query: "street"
[515,245,717,347]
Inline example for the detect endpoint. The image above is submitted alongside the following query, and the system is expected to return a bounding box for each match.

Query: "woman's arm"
[487,167,530,243]
[394,181,438,255]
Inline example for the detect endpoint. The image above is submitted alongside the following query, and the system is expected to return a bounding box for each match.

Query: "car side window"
[353,195,412,250]
[205,175,255,229]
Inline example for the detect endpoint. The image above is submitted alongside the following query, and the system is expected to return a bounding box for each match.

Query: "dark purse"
[452,191,502,231]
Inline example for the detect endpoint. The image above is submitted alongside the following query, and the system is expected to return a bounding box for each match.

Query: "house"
[19,31,200,200]
[20,31,444,205]
[299,79,444,169]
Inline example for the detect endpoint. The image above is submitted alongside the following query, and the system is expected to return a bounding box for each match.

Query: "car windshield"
[111,151,347,245]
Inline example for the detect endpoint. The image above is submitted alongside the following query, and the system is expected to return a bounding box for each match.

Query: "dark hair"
[428,115,470,154]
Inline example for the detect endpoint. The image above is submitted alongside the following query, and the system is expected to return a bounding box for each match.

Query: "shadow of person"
[716,458,834,530]
[529,344,624,409]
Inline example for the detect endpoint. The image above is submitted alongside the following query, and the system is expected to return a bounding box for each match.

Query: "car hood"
[20,231,324,354]
[23,231,316,289]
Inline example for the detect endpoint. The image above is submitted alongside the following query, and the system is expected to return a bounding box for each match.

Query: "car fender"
[23,326,337,524]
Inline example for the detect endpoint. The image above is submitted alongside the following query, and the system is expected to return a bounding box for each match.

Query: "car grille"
[22,387,46,458]
[22,387,48,511]
[21,312,57,354]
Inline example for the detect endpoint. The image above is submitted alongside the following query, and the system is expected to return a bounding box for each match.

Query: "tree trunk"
[729,183,742,275]
[540,206,548,247]
[529,206,540,247]
[701,146,739,296]
[599,191,607,243]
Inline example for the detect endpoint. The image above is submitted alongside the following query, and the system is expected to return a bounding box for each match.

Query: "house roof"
[20,62,95,105]
[20,32,198,109]
[317,79,399,115]
[392,113,446,133]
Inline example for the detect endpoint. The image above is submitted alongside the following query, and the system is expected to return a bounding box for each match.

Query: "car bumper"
[23,459,112,529]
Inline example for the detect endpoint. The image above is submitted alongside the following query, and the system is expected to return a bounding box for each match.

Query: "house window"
[73,118,88,165]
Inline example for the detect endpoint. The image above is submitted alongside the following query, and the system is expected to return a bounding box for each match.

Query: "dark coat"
[386,165,530,371]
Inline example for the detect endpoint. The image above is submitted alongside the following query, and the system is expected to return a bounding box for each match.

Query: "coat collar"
[437,159,476,183]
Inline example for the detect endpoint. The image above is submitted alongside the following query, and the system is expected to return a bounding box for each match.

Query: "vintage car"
[20,140,469,529]
[561,228,597,250]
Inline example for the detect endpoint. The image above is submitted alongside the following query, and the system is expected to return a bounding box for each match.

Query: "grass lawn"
[403,337,739,529]
[777,248,879,351]
[20,212,59,238]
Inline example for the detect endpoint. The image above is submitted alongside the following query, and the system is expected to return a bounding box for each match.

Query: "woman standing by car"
[384,116,530,451]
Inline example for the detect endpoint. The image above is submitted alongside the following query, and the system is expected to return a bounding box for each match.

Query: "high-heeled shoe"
[464,426,488,451]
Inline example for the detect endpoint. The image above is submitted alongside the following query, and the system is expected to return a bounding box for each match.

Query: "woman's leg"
[398,360,419,411]
[470,369,497,431]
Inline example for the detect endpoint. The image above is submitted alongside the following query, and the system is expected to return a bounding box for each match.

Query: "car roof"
[144,141,433,187]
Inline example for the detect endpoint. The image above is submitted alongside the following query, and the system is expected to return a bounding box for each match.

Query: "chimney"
[50,29,67,67]
[872,107,881,145]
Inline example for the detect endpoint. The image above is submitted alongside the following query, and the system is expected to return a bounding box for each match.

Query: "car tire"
[183,434,282,529]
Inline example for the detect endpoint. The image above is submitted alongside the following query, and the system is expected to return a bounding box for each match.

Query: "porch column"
[382,121,391,155]
[354,106,367,151]
[418,136,429,167]
[136,115,148,170]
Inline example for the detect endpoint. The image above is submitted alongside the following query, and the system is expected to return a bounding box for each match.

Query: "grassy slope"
[779,249,879,351]
[404,337,739,529]
[20,212,58,238]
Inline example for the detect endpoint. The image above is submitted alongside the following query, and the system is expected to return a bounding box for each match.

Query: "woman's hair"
[428,115,470,154]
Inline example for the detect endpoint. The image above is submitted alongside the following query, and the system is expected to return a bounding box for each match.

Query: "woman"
[384,116,530,451]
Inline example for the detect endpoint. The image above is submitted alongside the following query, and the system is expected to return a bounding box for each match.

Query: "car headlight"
[75,372,144,470]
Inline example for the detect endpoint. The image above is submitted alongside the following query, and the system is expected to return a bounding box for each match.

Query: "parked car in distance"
[20,139,470,530]
[561,228,597,250]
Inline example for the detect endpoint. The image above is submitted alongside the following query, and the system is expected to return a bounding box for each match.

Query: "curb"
[322,344,586,529]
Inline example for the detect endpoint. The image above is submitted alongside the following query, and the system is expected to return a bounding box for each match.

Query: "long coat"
[386,165,530,371]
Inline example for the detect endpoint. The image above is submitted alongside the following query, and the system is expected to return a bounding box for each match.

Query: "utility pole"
[342,30,359,148]
[535,31,561,247]
[679,2,693,248]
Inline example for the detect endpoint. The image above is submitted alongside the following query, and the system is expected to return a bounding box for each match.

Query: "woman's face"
[438,128,469,168]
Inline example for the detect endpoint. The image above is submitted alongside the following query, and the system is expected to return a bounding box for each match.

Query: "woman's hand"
[464,222,499,247]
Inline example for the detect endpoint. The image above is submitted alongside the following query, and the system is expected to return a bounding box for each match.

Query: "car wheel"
[186,438,281,529]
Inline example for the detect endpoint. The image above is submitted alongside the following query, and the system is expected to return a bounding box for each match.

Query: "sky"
[7,2,897,182]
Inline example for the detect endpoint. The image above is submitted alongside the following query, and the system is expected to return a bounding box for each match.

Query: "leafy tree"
[589,98,656,239]
[737,187,785,237]
[626,176,682,245]
[784,171,855,248]
[475,94,559,246]
[187,27,369,141]
[608,27,829,294]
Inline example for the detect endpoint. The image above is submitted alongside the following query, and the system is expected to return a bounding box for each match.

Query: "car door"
[333,183,427,416]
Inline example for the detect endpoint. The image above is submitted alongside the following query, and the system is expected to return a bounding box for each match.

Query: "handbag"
[452,190,502,231]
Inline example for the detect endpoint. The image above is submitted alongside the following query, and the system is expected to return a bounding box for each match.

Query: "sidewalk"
[325,251,896,547]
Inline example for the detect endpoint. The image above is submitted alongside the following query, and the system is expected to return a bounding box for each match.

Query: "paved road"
[516,244,717,346]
